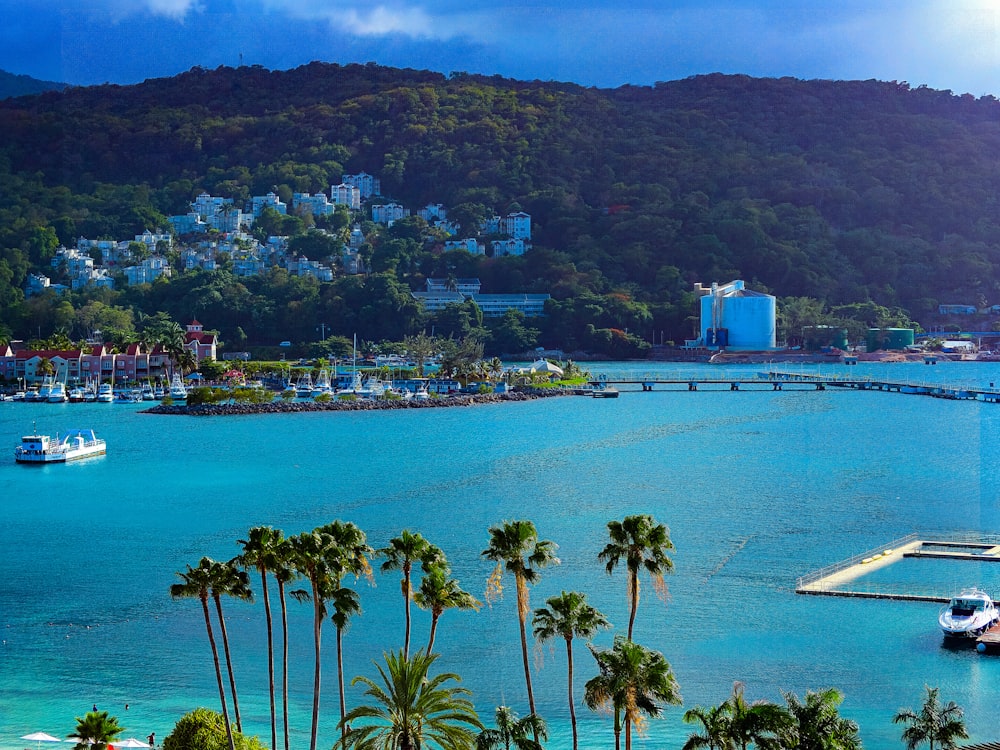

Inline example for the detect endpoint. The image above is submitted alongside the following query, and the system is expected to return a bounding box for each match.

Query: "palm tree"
[598,514,675,640]
[583,635,681,750]
[476,706,548,750]
[272,536,298,750]
[335,649,482,750]
[377,530,440,658]
[894,686,968,750]
[414,563,480,654]
[783,688,861,750]
[724,682,791,750]
[682,702,735,750]
[482,519,560,726]
[237,525,284,750]
[208,558,253,733]
[532,591,610,750]
[170,557,236,750]
[70,710,124,750]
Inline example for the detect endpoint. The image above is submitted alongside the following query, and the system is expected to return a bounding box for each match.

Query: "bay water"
[2,361,1000,749]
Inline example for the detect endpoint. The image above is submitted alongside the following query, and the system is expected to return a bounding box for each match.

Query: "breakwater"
[140,388,566,416]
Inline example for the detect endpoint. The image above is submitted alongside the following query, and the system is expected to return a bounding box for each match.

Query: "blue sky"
[3,0,1000,94]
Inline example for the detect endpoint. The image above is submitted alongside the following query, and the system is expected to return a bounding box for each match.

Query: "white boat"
[96,383,114,403]
[46,381,68,403]
[311,369,333,398]
[36,376,58,402]
[67,386,86,403]
[939,588,999,638]
[169,372,188,400]
[295,372,314,398]
[15,429,107,464]
[413,383,430,400]
[141,382,155,401]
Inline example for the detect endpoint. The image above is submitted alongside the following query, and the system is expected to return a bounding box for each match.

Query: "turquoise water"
[2,361,1000,749]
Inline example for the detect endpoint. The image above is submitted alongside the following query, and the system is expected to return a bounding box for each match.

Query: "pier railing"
[796,533,919,590]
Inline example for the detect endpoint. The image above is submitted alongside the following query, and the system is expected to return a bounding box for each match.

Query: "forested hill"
[1,62,999,352]
[0,69,68,99]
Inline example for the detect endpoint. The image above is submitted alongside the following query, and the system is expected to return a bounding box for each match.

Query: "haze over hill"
[0,68,67,99]
[0,62,997,354]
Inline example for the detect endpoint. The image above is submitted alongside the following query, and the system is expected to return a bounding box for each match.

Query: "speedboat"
[939,588,999,638]
[15,429,107,464]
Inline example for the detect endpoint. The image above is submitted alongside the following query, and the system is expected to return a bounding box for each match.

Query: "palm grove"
[161,515,967,750]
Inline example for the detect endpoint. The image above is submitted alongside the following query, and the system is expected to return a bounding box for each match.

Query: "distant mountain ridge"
[0,68,68,99]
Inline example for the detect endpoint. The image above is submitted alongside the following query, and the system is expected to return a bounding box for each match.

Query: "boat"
[14,428,107,464]
[96,383,114,403]
[938,588,1000,638]
[311,369,333,398]
[169,372,188,401]
[295,372,314,398]
[141,382,155,401]
[46,381,68,403]
[67,386,86,403]
[36,376,58,402]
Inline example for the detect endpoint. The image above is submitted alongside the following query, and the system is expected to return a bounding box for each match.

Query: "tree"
[70,710,124,750]
[237,526,284,750]
[483,520,560,727]
[170,558,236,750]
[377,530,440,658]
[272,536,298,750]
[682,702,736,750]
[163,708,267,750]
[723,682,791,750]
[476,706,548,750]
[208,558,253,733]
[598,514,674,640]
[414,563,480,654]
[583,635,681,750]
[782,688,861,750]
[532,591,610,750]
[336,649,482,750]
[894,686,968,750]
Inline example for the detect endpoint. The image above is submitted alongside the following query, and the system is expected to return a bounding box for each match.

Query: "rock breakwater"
[141,388,568,416]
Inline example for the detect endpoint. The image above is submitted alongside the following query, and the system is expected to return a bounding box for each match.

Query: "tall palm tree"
[376,530,440,658]
[237,525,284,750]
[208,558,253,734]
[170,557,236,750]
[532,591,610,750]
[598,514,675,640]
[724,682,791,750]
[583,635,681,750]
[335,649,482,750]
[319,520,374,746]
[70,710,124,750]
[271,536,298,750]
[414,563,480,654]
[482,519,559,725]
[476,706,548,750]
[783,688,861,750]
[682,702,736,750]
[894,686,968,750]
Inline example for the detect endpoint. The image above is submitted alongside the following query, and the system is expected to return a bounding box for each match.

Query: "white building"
[426,278,482,295]
[411,290,466,312]
[444,239,483,254]
[418,204,447,222]
[292,193,334,216]
[168,212,208,235]
[207,208,246,233]
[371,202,410,226]
[331,183,362,210]
[251,192,287,218]
[135,230,171,249]
[124,256,172,286]
[468,294,549,318]
[502,211,531,240]
[491,238,529,257]
[192,192,233,218]
[342,172,381,199]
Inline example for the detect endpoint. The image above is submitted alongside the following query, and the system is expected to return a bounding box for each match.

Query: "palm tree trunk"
[427,611,440,654]
[627,571,639,640]
[338,624,348,744]
[403,564,412,659]
[201,597,235,750]
[278,579,290,750]
[515,576,537,742]
[566,636,578,750]
[309,584,323,750]
[213,594,242,732]
[613,707,622,750]
[625,716,632,750]
[260,570,276,750]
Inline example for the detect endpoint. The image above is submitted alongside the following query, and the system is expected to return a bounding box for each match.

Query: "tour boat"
[939,588,1000,638]
[15,428,107,464]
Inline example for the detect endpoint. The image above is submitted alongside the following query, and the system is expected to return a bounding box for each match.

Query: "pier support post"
[816,383,826,390]
[688,382,698,391]
[773,383,782,391]
[730,382,739,391]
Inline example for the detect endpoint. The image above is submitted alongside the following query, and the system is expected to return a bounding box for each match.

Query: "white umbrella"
[116,740,149,748]
[21,733,63,750]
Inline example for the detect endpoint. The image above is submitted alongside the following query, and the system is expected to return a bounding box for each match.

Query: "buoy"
[862,557,873,564]
[977,642,986,653]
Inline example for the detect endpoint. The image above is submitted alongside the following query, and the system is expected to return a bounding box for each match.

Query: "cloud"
[143,0,202,20]
[259,0,487,40]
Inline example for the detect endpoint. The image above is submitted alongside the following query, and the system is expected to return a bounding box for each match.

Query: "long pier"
[588,370,1000,402]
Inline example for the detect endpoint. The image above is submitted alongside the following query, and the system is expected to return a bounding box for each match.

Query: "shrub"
[163,708,265,750]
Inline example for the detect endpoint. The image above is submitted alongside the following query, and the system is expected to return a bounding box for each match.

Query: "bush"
[186,386,229,406]
[163,708,265,750]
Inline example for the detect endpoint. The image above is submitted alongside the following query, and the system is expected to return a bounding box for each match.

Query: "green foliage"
[163,707,266,750]
[231,387,274,404]
[186,386,230,405]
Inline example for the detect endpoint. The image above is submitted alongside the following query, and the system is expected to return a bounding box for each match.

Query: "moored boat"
[14,429,107,464]
[169,372,188,401]
[939,588,999,638]
[96,383,114,403]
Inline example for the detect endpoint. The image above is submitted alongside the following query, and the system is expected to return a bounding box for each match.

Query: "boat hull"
[14,431,107,464]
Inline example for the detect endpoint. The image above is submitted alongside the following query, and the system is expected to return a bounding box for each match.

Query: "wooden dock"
[977,623,1000,650]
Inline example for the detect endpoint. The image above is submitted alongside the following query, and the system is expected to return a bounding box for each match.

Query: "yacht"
[15,428,107,464]
[96,383,114,403]
[311,369,333,398]
[939,588,1000,638]
[141,382,155,401]
[46,381,68,403]
[67,385,86,403]
[295,372,314,399]
[169,372,188,401]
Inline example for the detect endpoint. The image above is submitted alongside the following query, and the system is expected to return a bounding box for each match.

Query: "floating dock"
[796,533,1000,601]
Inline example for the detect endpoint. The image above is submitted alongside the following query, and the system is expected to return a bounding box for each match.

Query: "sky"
[2,0,1000,95]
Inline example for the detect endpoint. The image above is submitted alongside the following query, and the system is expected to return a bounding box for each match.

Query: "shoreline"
[140,388,568,416]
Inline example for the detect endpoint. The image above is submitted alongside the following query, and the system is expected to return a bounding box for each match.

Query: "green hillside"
[0,62,997,355]
[0,69,68,99]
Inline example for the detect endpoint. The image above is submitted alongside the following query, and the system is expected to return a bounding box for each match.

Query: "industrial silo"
[803,326,849,351]
[699,280,776,350]
[885,328,915,349]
